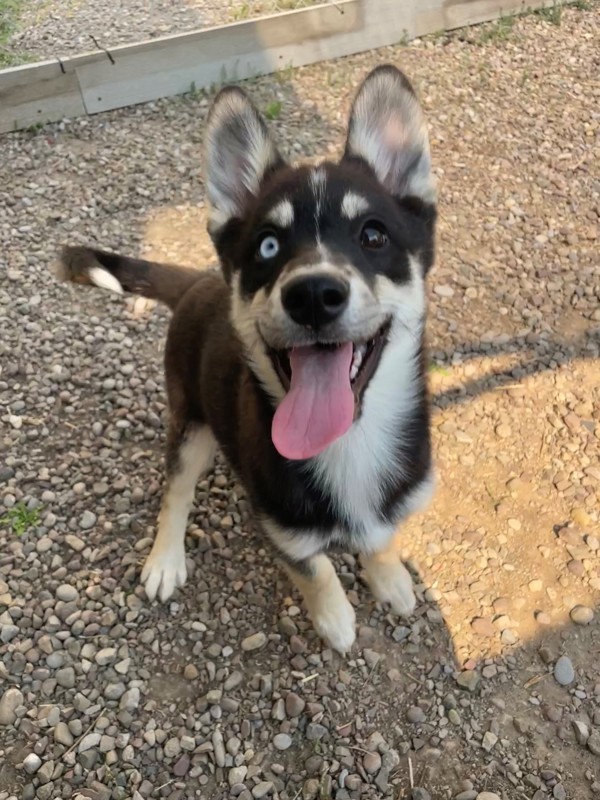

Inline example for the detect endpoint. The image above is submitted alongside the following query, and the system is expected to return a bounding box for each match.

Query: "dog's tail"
[54,246,203,311]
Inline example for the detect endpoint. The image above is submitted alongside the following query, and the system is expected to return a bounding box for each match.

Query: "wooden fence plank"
[0,63,84,133]
[0,0,577,134]
[76,1,362,114]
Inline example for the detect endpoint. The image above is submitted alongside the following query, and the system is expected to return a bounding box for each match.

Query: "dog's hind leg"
[360,531,417,617]
[141,423,217,602]
[283,554,356,655]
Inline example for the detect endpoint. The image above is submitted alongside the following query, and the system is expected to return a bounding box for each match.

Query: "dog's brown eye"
[360,223,388,250]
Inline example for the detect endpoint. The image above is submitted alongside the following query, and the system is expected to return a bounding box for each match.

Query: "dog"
[55,65,437,654]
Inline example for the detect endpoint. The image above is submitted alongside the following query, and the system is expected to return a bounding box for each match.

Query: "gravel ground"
[1,5,600,800]
[4,0,317,64]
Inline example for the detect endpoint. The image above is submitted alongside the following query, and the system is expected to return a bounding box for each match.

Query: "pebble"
[252,781,273,798]
[407,706,427,723]
[570,605,594,625]
[0,687,24,725]
[241,632,267,651]
[79,510,97,529]
[285,692,305,717]
[411,790,432,800]
[55,584,78,602]
[476,794,501,800]
[456,671,480,692]
[471,617,496,637]
[53,722,73,746]
[56,667,76,689]
[78,733,101,752]
[22,754,42,774]
[554,656,575,686]
[173,754,190,777]
[119,688,140,711]
[588,733,600,756]
[272,733,292,751]
[363,752,382,774]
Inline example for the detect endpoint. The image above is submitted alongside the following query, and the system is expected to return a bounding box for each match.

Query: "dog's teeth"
[350,344,367,382]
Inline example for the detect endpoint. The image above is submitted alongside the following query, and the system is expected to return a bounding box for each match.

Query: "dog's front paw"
[308,594,356,655]
[141,544,187,602]
[364,559,417,617]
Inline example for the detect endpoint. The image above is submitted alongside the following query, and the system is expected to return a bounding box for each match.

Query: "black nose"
[281,275,350,330]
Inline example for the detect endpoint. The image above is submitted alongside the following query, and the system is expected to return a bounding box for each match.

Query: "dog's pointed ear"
[204,86,285,234]
[343,65,435,205]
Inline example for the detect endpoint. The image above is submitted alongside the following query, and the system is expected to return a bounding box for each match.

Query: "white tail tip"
[89,266,124,295]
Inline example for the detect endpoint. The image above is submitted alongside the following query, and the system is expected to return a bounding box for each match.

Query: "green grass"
[0,0,29,66]
[264,100,282,120]
[1,502,42,537]
[571,0,591,9]
[478,13,515,43]
[534,1,563,24]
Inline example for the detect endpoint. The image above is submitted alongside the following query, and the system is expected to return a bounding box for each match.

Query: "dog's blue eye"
[360,223,388,250]
[257,234,280,261]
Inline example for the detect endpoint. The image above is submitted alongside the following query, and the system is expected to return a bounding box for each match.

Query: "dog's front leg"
[141,423,216,602]
[283,554,356,655]
[360,531,417,616]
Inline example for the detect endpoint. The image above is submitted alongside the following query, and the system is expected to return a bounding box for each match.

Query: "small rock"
[95,647,117,666]
[528,579,543,592]
[572,720,590,745]
[173,754,190,777]
[65,534,85,551]
[56,667,75,689]
[455,792,478,800]
[306,723,327,741]
[23,753,42,774]
[471,617,496,638]
[54,722,73,746]
[229,765,248,786]
[78,733,101,752]
[407,706,426,724]
[285,692,305,717]
[554,656,575,686]
[411,790,432,800]
[0,688,24,726]
[224,671,243,691]
[273,733,292,751]
[79,510,97,529]
[476,794,501,800]
[456,671,479,692]
[363,752,381,774]
[241,632,267,652]
[119,688,140,711]
[482,731,498,752]
[588,733,600,756]
[55,584,78,602]
[570,605,594,625]
[183,664,198,681]
[252,781,273,798]
[164,737,181,758]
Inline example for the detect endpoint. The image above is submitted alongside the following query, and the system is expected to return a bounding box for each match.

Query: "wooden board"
[0,0,577,134]
[76,1,362,114]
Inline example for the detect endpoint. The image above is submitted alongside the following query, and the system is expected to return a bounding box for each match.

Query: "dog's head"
[204,66,436,461]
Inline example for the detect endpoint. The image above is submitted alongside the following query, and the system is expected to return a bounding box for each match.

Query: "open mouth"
[268,322,390,406]
[267,321,391,461]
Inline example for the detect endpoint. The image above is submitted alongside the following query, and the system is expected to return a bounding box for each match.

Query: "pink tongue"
[272,342,354,460]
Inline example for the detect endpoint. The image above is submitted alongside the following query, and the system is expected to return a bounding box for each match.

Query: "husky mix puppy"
[56,65,437,653]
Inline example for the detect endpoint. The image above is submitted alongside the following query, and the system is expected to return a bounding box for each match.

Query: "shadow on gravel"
[432,329,599,410]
